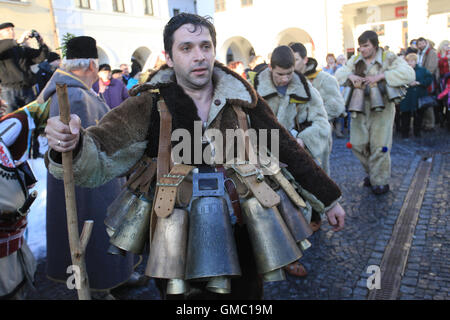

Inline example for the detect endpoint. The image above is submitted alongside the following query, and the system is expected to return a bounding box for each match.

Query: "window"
[112,0,125,12]
[241,0,252,7]
[76,0,90,9]
[144,0,154,15]
[215,0,225,12]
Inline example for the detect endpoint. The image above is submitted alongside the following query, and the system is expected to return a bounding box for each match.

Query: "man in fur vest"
[253,46,332,277]
[44,14,345,300]
[289,42,346,124]
[335,31,415,195]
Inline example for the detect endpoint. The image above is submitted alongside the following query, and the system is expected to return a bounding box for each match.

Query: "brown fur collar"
[129,61,258,109]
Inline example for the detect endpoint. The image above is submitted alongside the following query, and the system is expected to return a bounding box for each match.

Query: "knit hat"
[0,22,14,30]
[66,36,98,59]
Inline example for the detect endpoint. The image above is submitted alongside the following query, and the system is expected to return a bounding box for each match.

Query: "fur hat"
[66,36,98,59]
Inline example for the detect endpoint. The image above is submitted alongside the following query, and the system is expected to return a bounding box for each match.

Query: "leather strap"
[216,166,243,226]
[273,172,306,208]
[231,105,250,162]
[227,163,280,208]
[154,164,195,218]
[156,99,173,181]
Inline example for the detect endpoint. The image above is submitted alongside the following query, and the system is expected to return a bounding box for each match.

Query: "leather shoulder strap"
[156,98,173,181]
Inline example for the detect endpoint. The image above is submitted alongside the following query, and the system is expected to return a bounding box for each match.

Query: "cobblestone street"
[26,127,450,300]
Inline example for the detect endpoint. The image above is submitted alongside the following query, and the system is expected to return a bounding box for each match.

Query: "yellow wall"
[0,0,58,51]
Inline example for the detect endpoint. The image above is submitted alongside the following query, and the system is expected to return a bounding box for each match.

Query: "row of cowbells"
[343,84,407,115]
[145,188,313,295]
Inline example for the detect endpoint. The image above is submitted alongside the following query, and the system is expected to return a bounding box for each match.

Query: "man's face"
[327,56,336,66]
[270,65,294,87]
[120,65,129,76]
[98,70,111,82]
[0,27,15,40]
[359,40,377,59]
[293,52,307,73]
[49,59,61,70]
[165,23,215,90]
[417,40,427,51]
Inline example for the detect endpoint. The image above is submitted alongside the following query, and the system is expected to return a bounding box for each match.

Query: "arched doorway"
[97,46,110,65]
[219,36,255,66]
[131,47,152,70]
[276,28,315,58]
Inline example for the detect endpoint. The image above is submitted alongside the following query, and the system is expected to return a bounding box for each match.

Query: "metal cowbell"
[342,86,353,107]
[104,187,139,234]
[146,208,189,280]
[369,84,385,111]
[109,194,152,255]
[348,87,365,114]
[386,85,407,104]
[276,189,313,246]
[185,197,241,282]
[242,197,302,277]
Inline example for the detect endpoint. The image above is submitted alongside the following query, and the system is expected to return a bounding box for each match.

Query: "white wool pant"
[350,100,395,187]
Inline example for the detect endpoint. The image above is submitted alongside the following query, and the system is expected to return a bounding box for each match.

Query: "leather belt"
[154,164,194,218]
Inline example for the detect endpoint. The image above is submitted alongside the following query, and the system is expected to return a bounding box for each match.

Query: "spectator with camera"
[0,22,49,114]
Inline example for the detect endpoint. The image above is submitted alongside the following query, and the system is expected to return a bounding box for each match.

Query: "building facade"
[0,0,59,50]
[51,0,170,70]
[213,0,450,67]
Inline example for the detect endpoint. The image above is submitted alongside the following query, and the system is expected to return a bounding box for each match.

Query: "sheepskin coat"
[335,49,415,186]
[254,67,332,175]
[305,58,346,120]
[46,62,341,212]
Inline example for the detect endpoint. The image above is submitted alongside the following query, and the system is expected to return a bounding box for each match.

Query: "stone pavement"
[25,127,450,300]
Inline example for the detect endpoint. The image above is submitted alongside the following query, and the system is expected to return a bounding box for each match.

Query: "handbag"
[418,95,437,109]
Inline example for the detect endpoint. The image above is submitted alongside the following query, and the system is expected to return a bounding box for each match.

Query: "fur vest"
[254,67,331,173]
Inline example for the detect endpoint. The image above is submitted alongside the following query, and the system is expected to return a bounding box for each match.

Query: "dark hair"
[410,39,417,45]
[47,52,60,63]
[111,69,122,75]
[289,42,307,59]
[417,37,427,43]
[358,30,379,48]
[270,46,295,69]
[98,64,111,72]
[405,47,418,55]
[163,13,216,58]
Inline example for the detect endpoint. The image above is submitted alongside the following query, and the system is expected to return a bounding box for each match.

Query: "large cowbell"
[348,87,365,114]
[386,85,407,104]
[185,172,242,287]
[242,198,302,281]
[105,187,139,236]
[276,189,313,251]
[146,208,189,294]
[109,194,152,255]
[369,83,385,111]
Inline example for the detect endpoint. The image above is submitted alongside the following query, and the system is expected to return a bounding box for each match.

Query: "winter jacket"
[304,58,346,120]
[418,45,439,76]
[255,67,332,175]
[92,78,129,109]
[400,65,433,112]
[46,62,342,213]
[336,49,415,95]
[0,39,49,88]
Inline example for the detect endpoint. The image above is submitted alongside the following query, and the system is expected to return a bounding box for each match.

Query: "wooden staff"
[56,83,93,300]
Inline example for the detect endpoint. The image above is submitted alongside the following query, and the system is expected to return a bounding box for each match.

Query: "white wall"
[52,0,170,69]
[168,0,196,16]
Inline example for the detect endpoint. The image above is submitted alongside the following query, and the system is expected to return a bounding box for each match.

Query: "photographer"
[0,22,49,114]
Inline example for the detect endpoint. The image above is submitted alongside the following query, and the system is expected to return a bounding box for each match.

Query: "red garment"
[0,217,27,258]
[100,79,111,86]
[438,52,449,77]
